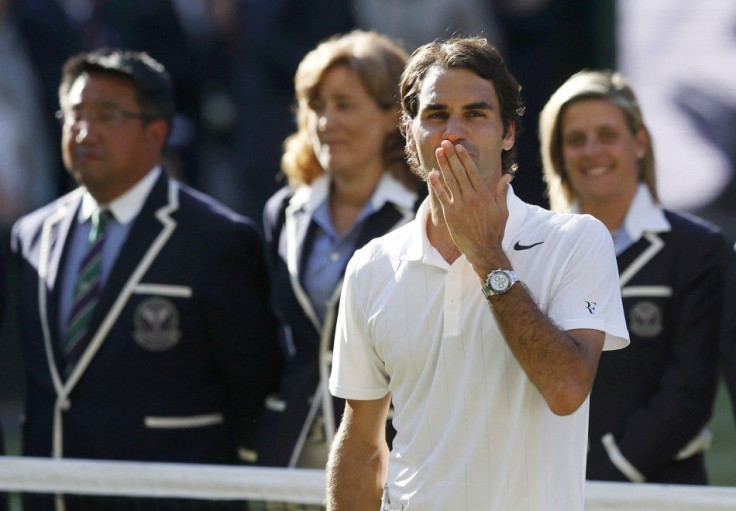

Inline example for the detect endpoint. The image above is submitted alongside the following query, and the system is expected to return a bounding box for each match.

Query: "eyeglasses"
[55,107,154,128]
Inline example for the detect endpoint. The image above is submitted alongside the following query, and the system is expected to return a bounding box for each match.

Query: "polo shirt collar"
[78,166,162,225]
[570,183,670,243]
[404,183,525,261]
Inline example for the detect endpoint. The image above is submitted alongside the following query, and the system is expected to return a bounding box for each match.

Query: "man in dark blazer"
[10,48,280,470]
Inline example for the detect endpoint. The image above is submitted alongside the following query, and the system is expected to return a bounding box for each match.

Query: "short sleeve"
[547,215,629,351]
[329,252,391,400]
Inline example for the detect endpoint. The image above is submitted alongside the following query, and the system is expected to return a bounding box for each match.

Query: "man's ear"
[146,119,170,151]
[502,122,516,151]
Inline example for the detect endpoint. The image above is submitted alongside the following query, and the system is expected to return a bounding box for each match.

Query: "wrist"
[469,247,509,281]
[481,269,519,299]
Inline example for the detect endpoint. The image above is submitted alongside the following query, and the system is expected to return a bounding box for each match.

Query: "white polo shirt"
[330,186,629,511]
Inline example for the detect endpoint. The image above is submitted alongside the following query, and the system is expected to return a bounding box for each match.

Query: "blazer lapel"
[38,191,84,392]
[284,198,321,331]
[92,174,170,331]
[619,232,665,289]
[63,173,179,390]
[356,203,406,248]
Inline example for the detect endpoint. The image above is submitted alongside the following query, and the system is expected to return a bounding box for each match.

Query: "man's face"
[406,67,514,182]
[60,72,163,203]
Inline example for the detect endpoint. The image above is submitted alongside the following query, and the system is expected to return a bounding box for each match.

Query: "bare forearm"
[487,283,600,415]
[326,427,388,511]
[326,397,391,510]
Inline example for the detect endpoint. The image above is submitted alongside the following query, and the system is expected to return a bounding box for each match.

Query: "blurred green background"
[706,382,736,486]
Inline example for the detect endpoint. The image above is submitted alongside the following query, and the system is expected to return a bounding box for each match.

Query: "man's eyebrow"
[463,101,494,111]
[68,100,122,110]
[422,101,494,112]
[423,103,446,112]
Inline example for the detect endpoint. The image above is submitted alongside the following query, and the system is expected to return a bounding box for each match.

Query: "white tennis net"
[0,456,324,510]
[1,455,736,510]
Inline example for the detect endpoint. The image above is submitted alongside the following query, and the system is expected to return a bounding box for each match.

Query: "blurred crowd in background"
[0,0,613,229]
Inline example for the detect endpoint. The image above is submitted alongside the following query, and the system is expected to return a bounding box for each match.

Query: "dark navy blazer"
[722,241,736,427]
[11,172,280,464]
[257,176,421,467]
[0,245,5,461]
[587,210,729,484]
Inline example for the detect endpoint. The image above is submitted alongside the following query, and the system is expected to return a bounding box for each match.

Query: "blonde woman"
[540,70,729,484]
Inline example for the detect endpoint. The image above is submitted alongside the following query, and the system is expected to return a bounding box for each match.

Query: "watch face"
[490,271,510,292]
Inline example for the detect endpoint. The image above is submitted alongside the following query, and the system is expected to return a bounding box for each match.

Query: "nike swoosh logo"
[513,241,544,251]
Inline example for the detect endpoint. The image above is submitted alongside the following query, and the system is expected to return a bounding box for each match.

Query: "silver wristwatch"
[481,269,519,298]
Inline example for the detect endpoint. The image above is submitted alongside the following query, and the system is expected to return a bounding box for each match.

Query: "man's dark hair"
[400,36,525,175]
[59,48,175,126]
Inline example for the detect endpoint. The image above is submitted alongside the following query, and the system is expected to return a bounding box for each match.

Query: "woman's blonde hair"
[539,70,657,211]
[280,30,418,190]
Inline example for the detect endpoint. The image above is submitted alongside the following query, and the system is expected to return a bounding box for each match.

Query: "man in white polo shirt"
[326,36,629,511]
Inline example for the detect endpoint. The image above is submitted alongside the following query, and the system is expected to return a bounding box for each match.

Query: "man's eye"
[98,110,118,122]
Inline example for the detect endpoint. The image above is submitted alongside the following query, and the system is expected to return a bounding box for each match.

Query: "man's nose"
[442,116,467,142]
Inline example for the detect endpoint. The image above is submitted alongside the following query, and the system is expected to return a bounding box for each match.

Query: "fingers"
[435,140,480,199]
[453,143,484,193]
[496,173,512,218]
[428,169,451,205]
[435,143,459,198]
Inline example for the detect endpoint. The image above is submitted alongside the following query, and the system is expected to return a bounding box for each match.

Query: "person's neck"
[579,193,634,235]
[329,171,382,236]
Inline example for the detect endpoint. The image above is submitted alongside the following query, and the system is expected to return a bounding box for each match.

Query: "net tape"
[0,456,323,504]
[1,456,736,510]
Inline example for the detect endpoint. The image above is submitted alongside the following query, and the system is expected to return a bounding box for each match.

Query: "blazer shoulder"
[263,186,294,220]
[262,185,294,239]
[11,191,81,247]
[175,182,261,235]
[663,209,727,246]
[662,210,730,268]
[664,209,722,234]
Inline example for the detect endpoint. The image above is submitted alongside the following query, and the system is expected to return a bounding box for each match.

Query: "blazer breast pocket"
[130,283,193,351]
[622,285,672,340]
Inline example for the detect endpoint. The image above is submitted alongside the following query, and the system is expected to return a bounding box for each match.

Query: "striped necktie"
[63,209,111,376]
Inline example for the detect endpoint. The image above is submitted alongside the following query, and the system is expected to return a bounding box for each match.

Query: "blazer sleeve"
[721,242,736,425]
[0,244,4,457]
[588,228,729,481]
[0,243,5,331]
[202,218,281,464]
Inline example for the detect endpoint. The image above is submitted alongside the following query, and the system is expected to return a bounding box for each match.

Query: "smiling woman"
[256,30,423,474]
[540,69,731,485]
